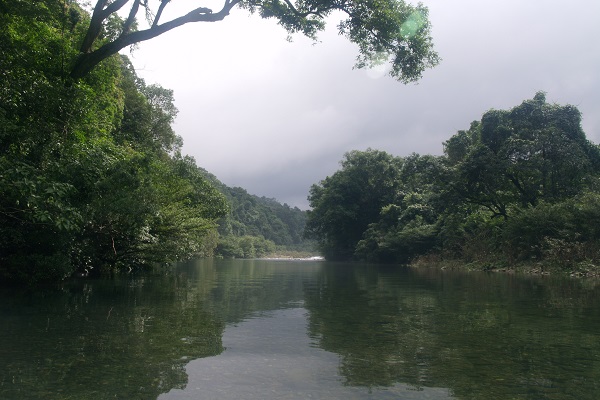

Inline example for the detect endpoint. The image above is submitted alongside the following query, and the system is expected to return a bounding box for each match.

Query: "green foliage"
[216,235,277,259]
[199,174,311,258]
[242,0,440,83]
[307,94,600,273]
[306,149,403,260]
[1,0,314,282]
[354,154,445,263]
[69,0,438,82]
[446,92,600,217]
[502,191,600,270]
[0,2,230,284]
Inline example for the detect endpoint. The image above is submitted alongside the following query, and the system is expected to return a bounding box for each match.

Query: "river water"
[1,258,600,399]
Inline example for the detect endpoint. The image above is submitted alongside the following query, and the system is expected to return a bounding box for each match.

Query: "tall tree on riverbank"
[305,149,403,260]
[445,92,600,220]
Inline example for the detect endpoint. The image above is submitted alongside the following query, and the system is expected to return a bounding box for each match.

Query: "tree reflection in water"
[0,271,224,399]
[303,265,600,399]
[3,260,600,400]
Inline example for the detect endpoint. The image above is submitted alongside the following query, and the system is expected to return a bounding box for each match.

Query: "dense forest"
[0,1,308,285]
[306,93,600,275]
[6,1,598,285]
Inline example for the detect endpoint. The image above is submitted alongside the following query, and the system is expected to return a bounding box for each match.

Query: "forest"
[4,0,598,285]
[306,92,600,275]
[1,0,439,285]
[0,0,309,284]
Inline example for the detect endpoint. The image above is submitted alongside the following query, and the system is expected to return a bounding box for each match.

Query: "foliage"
[199,173,312,258]
[69,0,439,82]
[502,191,600,270]
[216,235,277,258]
[0,1,229,284]
[306,94,600,273]
[354,154,445,263]
[1,0,316,283]
[446,92,600,218]
[306,149,403,260]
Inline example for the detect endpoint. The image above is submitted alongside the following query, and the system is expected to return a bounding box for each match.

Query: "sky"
[127,0,600,210]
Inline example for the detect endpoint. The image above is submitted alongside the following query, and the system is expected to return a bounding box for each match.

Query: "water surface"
[2,259,600,399]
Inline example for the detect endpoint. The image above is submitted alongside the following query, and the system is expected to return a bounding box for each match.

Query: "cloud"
[130,0,600,209]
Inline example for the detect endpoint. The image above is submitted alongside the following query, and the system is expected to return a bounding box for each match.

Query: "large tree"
[305,149,403,260]
[445,92,600,219]
[71,0,439,81]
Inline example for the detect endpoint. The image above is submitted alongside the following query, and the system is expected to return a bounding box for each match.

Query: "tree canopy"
[0,2,222,284]
[305,93,600,273]
[69,0,439,81]
[305,149,403,260]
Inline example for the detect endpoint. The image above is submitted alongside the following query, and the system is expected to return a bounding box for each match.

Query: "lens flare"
[400,10,426,38]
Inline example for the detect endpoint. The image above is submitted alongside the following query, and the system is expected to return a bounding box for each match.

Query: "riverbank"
[411,254,600,278]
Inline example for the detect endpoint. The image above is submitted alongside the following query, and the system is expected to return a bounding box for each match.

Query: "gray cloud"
[131,0,600,210]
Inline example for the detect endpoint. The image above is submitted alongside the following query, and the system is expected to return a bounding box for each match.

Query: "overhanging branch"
[71,0,241,79]
[153,0,171,27]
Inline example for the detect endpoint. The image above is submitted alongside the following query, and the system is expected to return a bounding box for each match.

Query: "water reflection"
[2,260,600,399]
[303,265,600,399]
[0,272,225,399]
[160,307,453,400]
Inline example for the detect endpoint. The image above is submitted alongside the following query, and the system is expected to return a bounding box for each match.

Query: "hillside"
[200,169,315,258]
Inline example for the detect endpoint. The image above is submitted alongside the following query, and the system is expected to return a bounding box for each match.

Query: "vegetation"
[0,0,231,284]
[201,171,312,258]
[0,1,286,284]
[1,0,437,284]
[69,0,439,82]
[306,93,600,275]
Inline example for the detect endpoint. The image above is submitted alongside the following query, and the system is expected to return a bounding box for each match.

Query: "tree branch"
[80,0,131,53]
[153,0,170,27]
[282,0,319,18]
[122,0,141,34]
[72,1,241,79]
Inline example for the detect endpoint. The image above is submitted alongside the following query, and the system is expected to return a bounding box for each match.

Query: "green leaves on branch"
[446,92,600,218]
[0,159,82,232]
[244,0,440,82]
[339,1,439,83]
[70,0,438,82]
[306,149,404,260]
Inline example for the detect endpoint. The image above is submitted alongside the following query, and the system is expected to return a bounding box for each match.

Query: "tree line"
[1,0,438,284]
[305,93,600,275]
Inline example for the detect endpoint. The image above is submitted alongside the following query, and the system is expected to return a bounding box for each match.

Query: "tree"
[305,149,402,260]
[445,92,600,219]
[70,0,439,81]
[208,184,310,257]
[0,2,231,282]
[355,154,445,263]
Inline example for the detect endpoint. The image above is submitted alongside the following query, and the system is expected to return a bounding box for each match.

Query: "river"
[1,258,600,399]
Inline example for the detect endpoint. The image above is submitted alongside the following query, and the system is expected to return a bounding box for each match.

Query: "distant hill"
[199,169,315,258]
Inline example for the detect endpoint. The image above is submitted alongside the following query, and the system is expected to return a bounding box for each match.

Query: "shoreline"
[410,256,600,278]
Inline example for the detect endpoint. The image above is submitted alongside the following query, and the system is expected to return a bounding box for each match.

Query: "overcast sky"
[128,0,600,209]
